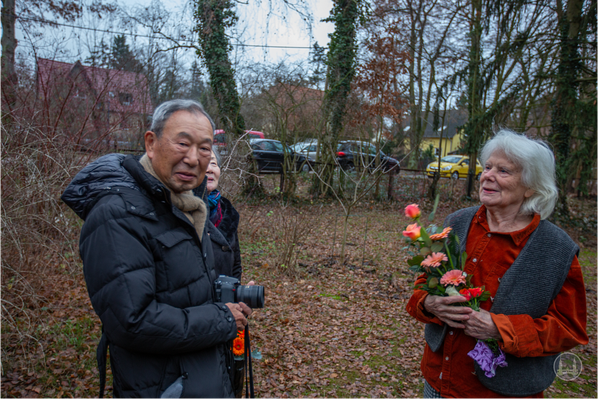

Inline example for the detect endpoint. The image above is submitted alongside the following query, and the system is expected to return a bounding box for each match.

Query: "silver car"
[291,141,319,163]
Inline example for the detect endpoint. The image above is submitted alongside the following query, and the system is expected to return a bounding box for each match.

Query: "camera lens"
[236,285,265,308]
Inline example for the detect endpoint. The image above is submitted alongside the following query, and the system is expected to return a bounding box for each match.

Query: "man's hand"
[423,294,473,329]
[225,302,252,330]
[463,309,501,340]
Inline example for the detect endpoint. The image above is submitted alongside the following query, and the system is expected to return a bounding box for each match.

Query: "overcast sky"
[121,0,334,65]
[13,0,334,71]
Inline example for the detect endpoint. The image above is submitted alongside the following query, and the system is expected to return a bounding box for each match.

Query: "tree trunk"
[550,0,584,218]
[315,0,361,197]
[1,0,18,124]
[194,0,245,136]
[466,0,484,198]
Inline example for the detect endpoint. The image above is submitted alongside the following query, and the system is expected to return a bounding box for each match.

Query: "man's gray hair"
[480,129,558,220]
[150,99,215,137]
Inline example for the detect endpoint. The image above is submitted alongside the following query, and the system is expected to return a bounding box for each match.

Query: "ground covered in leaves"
[240,197,597,398]
[1,176,596,398]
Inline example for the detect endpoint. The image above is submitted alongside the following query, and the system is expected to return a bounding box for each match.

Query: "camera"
[214,275,265,308]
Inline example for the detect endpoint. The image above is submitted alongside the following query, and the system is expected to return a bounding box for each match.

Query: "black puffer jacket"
[204,197,242,280]
[62,154,237,398]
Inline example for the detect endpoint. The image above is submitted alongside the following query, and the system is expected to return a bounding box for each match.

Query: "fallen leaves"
[1,199,595,398]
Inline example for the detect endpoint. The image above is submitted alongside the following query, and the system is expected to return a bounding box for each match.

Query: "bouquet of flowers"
[402,203,507,378]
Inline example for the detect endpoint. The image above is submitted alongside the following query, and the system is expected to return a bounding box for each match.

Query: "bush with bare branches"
[1,120,87,370]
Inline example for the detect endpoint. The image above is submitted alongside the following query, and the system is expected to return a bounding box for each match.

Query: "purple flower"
[468,340,508,378]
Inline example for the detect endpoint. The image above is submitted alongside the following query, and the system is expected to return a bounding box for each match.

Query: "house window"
[119,93,133,105]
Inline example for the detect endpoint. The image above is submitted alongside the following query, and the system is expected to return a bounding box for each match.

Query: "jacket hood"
[62,153,210,221]
[61,153,140,220]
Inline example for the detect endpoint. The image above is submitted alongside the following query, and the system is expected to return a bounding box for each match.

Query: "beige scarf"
[140,154,207,240]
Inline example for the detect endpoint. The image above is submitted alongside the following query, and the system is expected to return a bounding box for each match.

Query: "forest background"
[1,0,596,397]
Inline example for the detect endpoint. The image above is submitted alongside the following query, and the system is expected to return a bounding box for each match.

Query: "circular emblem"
[554,352,583,381]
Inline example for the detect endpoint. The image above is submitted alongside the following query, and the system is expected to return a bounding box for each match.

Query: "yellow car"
[426,155,483,180]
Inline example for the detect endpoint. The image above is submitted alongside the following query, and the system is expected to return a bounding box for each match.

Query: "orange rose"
[405,204,421,219]
[402,223,421,240]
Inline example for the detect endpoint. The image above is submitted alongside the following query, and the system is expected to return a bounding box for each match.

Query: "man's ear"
[144,131,157,159]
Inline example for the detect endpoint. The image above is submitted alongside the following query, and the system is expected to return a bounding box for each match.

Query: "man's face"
[145,110,213,193]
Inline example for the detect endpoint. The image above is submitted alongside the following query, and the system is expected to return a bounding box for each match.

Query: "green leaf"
[420,227,432,247]
[430,242,443,252]
[409,264,424,274]
[420,247,431,257]
[466,274,473,285]
[428,193,440,222]
[407,255,424,266]
[479,290,492,302]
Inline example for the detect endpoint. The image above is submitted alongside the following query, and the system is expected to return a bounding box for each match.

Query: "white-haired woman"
[201,148,242,279]
[407,130,588,398]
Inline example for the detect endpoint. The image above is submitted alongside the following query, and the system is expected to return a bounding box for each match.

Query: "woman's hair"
[211,146,222,167]
[150,99,215,137]
[479,129,558,219]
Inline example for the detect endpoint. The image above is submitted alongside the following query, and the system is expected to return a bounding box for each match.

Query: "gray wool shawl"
[425,206,579,396]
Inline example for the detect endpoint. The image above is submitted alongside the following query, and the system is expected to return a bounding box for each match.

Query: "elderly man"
[62,99,251,398]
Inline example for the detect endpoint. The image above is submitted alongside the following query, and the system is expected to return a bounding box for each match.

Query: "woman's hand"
[424,294,473,328]
[463,309,501,340]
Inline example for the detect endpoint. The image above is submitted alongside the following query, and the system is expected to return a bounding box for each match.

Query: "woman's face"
[479,151,534,213]
[206,152,221,193]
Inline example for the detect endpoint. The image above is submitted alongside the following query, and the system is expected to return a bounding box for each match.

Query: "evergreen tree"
[86,39,111,68]
[110,34,140,72]
[309,42,327,88]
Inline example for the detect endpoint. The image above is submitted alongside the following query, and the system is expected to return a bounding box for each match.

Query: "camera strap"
[244,326,255,398]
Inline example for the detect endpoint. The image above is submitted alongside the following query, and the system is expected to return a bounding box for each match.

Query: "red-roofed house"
[36,58,153,150]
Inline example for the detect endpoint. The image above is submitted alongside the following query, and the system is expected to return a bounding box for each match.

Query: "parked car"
[214,130,265,154]
[291,141,319,163]
[426,155,483,179]
[249,139,310,173]
[336,140,400,173]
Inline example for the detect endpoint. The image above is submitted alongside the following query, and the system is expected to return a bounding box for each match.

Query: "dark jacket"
[61,154,237,398]
[205,197,242,280]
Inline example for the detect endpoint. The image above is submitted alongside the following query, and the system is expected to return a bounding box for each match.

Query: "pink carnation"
[421,252,448,268]
[440,269,466,286]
